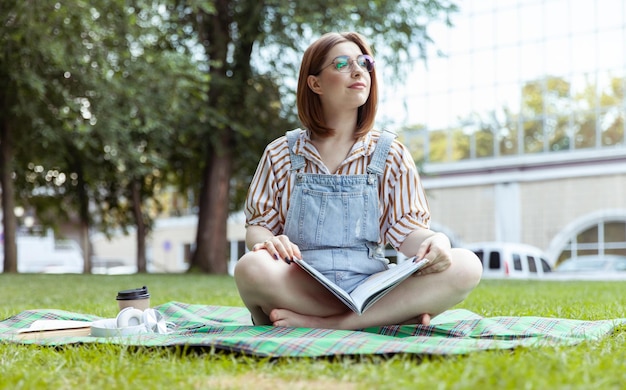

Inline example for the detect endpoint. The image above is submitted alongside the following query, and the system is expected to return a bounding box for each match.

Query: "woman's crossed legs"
[234,248,482,330]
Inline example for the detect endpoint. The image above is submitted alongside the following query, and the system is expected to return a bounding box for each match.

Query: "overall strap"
[366,130,397,175]
[286,128,306,171]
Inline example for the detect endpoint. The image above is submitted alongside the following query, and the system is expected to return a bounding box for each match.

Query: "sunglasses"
[318,54,375,74]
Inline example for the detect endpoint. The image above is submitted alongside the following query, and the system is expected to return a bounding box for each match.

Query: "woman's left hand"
[414,233,452,275]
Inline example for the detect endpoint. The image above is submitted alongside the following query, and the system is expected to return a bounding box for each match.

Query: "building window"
[557,219,626,264]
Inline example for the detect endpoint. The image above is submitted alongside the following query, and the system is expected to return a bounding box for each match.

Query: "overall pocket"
[285,186,380,248]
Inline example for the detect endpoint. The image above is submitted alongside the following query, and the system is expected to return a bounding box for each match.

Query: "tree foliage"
[2,0,207,272]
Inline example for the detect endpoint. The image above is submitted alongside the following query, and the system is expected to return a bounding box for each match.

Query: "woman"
[234,32,482,329]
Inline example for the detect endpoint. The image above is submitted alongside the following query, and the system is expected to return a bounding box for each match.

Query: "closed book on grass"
[293,257,429,315]
[16,319,92,340]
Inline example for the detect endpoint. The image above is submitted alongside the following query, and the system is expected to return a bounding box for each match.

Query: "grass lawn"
[1,274,625,389]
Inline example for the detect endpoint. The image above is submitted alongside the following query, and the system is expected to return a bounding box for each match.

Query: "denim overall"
[284,129,396,293]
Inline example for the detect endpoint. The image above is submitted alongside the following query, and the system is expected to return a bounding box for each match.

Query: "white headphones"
[116,307,145,328]
[90,307,169,337]
[115,307,169,333]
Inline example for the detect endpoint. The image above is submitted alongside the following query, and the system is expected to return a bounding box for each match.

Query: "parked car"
[465,242,552,279]
[550,255,626,280]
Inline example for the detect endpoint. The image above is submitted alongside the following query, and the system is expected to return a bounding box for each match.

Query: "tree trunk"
[74,156,91,273]
[131,178,147,273]
[79,218,91,274]
[0,120,18,273]
[191,130,232,274]
[190,0,234,274]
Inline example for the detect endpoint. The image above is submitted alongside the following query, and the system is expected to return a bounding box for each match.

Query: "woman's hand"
[253,234,302,264]
[414,232,452,275]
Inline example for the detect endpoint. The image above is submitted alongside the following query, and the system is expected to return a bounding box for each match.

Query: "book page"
[17,319,93,333]
[349,258,429,312]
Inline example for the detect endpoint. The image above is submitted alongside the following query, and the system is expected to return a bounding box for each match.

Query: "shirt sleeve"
[244,137,290,235]
[380,141,431,249]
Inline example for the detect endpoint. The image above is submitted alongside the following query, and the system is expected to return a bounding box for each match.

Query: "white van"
[465,242,552,279]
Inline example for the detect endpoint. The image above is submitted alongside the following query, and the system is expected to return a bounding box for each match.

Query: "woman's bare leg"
[269,248,482,329]
[234,250,348,325]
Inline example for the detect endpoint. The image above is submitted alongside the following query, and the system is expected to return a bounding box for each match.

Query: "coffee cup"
[116,286,151,311]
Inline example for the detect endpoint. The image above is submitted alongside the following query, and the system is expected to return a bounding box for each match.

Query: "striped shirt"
[244,129,431,249]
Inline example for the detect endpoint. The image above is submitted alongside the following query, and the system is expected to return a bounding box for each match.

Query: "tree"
[2,1,152,273]
[0,123,18,272]
[82,8,210,272]
[169,0,459,273]
[2,1,206,273]
[0,0,94,272]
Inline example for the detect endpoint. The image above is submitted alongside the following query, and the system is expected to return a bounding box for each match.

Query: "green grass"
[1,274,625,389]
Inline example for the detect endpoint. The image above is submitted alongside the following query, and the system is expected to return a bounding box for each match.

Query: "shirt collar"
[292,129,377,161]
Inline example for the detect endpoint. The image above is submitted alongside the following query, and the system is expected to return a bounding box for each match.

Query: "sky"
[377,0,626,130]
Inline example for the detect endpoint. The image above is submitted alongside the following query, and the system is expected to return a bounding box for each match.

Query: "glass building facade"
[383,0,625,163]
[381,0,626,264]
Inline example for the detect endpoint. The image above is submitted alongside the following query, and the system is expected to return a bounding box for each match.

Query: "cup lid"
[116,286,150,300]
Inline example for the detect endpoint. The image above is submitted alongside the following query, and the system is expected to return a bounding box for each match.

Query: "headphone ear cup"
[116,307,144,328]
[142,308,167,333]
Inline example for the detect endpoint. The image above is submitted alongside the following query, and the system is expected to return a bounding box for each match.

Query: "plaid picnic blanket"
[1,301,624,357]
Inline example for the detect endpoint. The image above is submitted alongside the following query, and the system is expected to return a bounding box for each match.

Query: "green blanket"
[1,302,624,357]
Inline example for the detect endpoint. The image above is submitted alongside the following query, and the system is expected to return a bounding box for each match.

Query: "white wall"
[91,214,247,273]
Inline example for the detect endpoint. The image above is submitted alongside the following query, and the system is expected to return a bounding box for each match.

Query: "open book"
[293,256,429,315]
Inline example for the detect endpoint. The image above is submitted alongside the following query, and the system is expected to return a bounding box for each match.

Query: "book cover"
[16,319,93,340]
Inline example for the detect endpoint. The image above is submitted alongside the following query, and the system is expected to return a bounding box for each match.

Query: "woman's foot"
[398,313,431,326]
[269,308,432,329]
[269,308,334,328]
